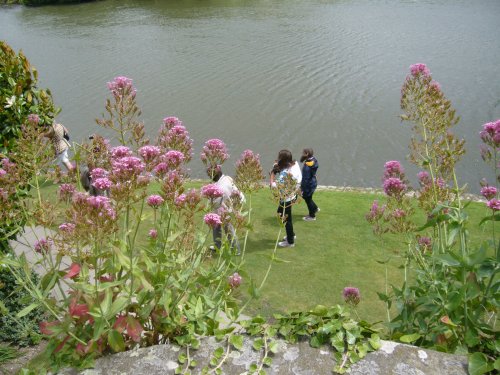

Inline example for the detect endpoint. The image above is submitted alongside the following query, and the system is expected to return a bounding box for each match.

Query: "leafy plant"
[367,64,499,374]
[0,343,18,365]
[0,266,43,346]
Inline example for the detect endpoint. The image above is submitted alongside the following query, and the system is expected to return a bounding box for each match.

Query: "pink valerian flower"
[146,194,164,208]
[235,149,264,193]
[0,169,6,178]
[481,186,497,200]
[157,124,193,162]
[34,238,52,254]
[417,171,431,186]
[58,184,77,201]
[392,209,406,218]
[185,188,201,210]
[153,162,169,178]
[111,146,132,159]
[86,196,116,220]
[343,287,361,306]
[138,145,161,163]
[418,236,432,251]
[200,138,229,167]
[487,199,500,211]
[90,167,108,180]
[27,113,40,125]
[63,263,81,279]
[383,160,405,180]
[204,213,222,228]
[429,81,441,92]
[365,200,385,222]
[59,222,76,234]
[107,76,136,99]
[201,183,224,200]
[479,119,500,150]
[161,170,185,202]
[1,158,15,170]
[0,188,7,201]
[111,156,145,181]
[174,194,187,209]
[92,177,112,190]
[409,63,431,78]
[162,116,182,130]
[228,272,242,289]
[149,229,158,239]
[383,177,407,197]
[161,150,185,170]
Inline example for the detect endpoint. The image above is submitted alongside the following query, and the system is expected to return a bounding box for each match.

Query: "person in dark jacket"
[300,148,319,221]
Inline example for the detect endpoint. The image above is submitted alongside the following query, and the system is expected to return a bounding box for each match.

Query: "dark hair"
[277,149,293,171]
[300,148,314,162]
[206,165,222,182]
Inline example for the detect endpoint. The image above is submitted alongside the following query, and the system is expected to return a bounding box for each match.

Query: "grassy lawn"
[36,180,491,325]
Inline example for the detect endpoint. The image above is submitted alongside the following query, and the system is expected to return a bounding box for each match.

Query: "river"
[1,0,499,192]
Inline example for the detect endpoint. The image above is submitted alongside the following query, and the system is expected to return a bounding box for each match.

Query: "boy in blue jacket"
[300,148,319,221]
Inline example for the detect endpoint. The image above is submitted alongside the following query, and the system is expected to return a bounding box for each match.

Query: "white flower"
[4,95,15,108]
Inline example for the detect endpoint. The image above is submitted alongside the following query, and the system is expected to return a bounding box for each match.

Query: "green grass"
[35,181,491,324]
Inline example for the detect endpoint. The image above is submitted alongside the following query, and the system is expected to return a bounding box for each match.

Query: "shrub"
[0,266,43,346]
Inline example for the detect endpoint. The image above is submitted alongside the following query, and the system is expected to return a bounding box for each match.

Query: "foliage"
[240,304,380,374]
[0,40,59,252]
[0,266,43,346]
[367,64,499,374]
[0,76,266,372]
[0,343,18,365]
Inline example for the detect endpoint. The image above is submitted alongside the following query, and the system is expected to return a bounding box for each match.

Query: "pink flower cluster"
[409,63,431,78]
[111,156,145,181]
[342,287,361,306]
[138,145,161,163]
[0,169,6,178]
[365,200,385,222]
[111,146,132,159]
[161,150,185,170]
[481,186,497,200]
[204,213,222,228]
[383,177,406,197]
[59,183,77,201]
[418,236,432,251]
[157,123,193,163]
[200,138,229,167]
[417,171,431,186]
[86,196,116,220]
[383,160,405,180]
[228,272,242,289]
[146,194,164,208]
[90,168,108,180]
[162,116,182,130]
[479,119,500,151]
[149,229,158,239]
[201,183,224,200]
[59,222,76,234]
[93,177,112,190]
[107,76,136,99]
[34,238,52,254]
[487,199,500,211]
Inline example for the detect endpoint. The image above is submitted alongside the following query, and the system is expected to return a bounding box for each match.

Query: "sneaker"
[282,235,297,241]
[316,208,321,213]
[209,245,217,251]
[303,216,316,221]
[278,240,295,248]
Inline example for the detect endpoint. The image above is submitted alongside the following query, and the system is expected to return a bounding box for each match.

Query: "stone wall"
[60,337,468,375]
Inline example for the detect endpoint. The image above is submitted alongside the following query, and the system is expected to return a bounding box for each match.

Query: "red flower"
[63,263,81,279]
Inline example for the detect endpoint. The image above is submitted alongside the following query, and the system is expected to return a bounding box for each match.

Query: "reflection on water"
[1,0,499,192]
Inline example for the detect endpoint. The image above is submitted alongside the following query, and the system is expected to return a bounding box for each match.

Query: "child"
[300,148,319,221]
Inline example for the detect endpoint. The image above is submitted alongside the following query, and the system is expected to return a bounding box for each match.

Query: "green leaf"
[399,333,421,343]
[16,303,39,318]
[310,305,328,316]
[368,334,381,350]
[268,340,279,354]
[108,330,125,353]
[229,335,244,351]
[213,347,224,359]
[433,253,461,267]
[263,356,272,367]
[253,338,264,351]
[468,352,493,375]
